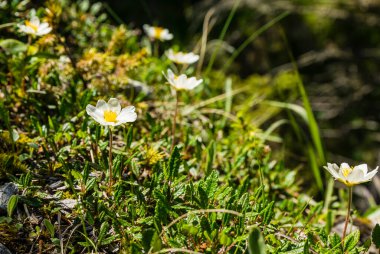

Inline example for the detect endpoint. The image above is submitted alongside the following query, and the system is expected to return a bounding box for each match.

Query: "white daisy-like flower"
[324,162,378,186]
[143,24,173,41]
[86,98,137,126]
[164,69,203,91]
[18,16,52,36]
[166,49,199,65]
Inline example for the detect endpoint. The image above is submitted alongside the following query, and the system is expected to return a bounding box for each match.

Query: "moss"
[0,153,28,180]
[0,132,13,153]
[0,222,28,253]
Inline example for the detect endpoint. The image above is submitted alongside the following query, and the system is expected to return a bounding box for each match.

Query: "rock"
[0,243,12,254]
[57,199,78,209]
[0,183,18,213]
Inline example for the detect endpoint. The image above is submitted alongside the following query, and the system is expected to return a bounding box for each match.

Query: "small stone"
[57,199,78,209]
[0,183,18,213]
[0,243,12,254]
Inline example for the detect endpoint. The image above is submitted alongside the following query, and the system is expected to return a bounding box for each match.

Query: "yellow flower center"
[153,27,164,38]
[25,20,38,32]
[342,167,352,178]
[104,110,117,122]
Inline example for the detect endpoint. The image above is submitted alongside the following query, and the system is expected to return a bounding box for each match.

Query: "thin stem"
[153,40,159,57]
[342,186,353,245]
[170,91,179,153]
[108,127,113,189]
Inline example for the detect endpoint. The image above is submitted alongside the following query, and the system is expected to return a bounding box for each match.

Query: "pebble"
[0,183,18,213]
[0,243,12,254]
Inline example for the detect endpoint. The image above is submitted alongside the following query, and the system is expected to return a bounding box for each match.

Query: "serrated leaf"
[197,185,208,208]
[248,227,266,254]
[167,146,181,181]
[7,195,18,217]
[329,232,341,249]
[97,221,109,245]
[372,223,380,248]
[262,201,275,225]
[99,235,116,246]
[204,170,218,199]
[303,239,309,254]
[344,230,360,252]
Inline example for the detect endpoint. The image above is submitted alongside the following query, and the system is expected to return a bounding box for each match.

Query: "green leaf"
[344,230,360,252]
[328,232,341,251]
[203,170,218,199]
[167,146,181,181]
[205,141,215,176]
[43,219,55,238]
[11,129,19,142]
[0,39,27,54]
[150,231,162,252]
[303,239,309,254]
[220,232,233,246]
[126,126,133,149]
[7,195,18,217]
[261,201,275,225]
[97,221,109,246]
[71,170,82,180]
[372,223,380,248]
[248,227,266,254]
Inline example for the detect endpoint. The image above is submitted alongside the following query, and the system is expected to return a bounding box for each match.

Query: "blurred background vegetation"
[105,0,380,165]
[103,0,380,201]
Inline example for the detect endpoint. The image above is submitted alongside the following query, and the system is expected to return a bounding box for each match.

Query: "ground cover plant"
[0,0,380,253]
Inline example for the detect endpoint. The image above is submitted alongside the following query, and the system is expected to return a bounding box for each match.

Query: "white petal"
[117,106,137,123]
[30,16,40,26]
[19,25,34,34]
[166,49,174,58]
[167,69,175,79]
[39,23,49,30]
[340,162,350,169]
[331,163,340,172]
[107,98,121,114]
[37,27,52,36]
[86,105,105,124]
[354,164,368,175]
[361,168,378,182]
[161,30,173,40]
[324,163,340,179]
[346,168,365,183]
[96,100,108,112]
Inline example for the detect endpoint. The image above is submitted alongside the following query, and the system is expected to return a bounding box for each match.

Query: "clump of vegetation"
[0,0,379,253]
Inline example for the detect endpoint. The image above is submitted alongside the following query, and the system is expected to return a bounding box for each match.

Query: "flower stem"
[342,186,353,245]
[170,91,179,153]
[154,41,159,57]
[108,127,113,189]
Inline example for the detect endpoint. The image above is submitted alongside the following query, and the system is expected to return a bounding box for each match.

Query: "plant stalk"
[108,127,113,189]
[170,91,179,153]
[342,186,353,245]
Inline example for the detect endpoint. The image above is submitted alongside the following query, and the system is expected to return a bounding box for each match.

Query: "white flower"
[143,24,173,41]
[324,162,378,186]
[86,98,137,126]
[18,16,52,36]
[166,49,199,65]
[164,69,203,91]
